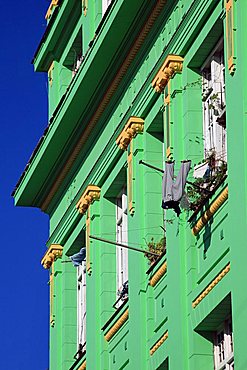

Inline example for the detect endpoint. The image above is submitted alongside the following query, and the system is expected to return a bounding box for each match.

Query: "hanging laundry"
[193,162,210,179]
[162,160,191,216]
[70,247,86,267]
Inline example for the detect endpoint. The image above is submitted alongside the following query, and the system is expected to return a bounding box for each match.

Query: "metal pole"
[139,159,163,173]
[89,235,160,257]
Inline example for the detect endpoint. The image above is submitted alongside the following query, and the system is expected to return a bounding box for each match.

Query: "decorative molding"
[192,187,228,235]
[86,208,92,275]
[152,55,184,93]
[50,264,55,326]
[41,0,168,211]
[76,185,101,215]
[48,62,54,87]
[78,360,86,370]
[82,0,88,16]
[127,141,134,215]
[192,264,230,308]
[116,117,144,151]
[104,309,129,342]
[164,80,172,159]
[45,0,59,20]
[41,244,63,269]
[226,0,236,74]
[149,261,167,287]
[150,331,168,355]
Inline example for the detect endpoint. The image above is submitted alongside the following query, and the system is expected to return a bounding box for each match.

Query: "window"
[201,39,227,167]
[77,261,86,352]
[102,0,112,15]
[214,318,234,370]
[116,187,128,301]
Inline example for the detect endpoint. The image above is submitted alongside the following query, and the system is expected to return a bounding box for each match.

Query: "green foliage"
[188,157,227,212]
[145,237,166,265]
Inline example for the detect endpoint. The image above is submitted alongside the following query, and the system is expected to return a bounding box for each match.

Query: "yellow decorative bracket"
[45,0,59,20]
[150,331,168,355]
[192,187,228,235]
[192,264,230,308]
[149,261,167,287]
[41,244,63,269]
[152,55,184,93]
[76,185,101,215]
[116,117,144,151]
[104,309,129,342]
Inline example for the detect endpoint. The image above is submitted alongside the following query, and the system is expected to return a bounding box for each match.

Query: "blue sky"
[0,1,50,369]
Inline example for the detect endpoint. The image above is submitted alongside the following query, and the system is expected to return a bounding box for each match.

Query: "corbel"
[41,244,63,269]
[116,117,144,151]
[152,55,184,93]
[76,185,101,215]
[45,0,59,20]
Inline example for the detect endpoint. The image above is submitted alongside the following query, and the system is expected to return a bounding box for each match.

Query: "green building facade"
[13,0,247,369]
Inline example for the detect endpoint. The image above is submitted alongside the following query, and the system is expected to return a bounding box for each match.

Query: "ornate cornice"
[150,331,168,355]
[192,187,228,235]
[104,309,129,342]
[78,360,86,370]
[152,55,184,93]
[45,0,59,20]
[40,0,168,211]
[149,261,167,287]
[192,264,230,308]
[76,185,101,215]
[41,244,63,269]
[116,117,144,150]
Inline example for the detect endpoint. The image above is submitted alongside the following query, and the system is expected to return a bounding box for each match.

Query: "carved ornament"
[149,261,167,287]
[152,55,184,93]
[104,309,129,342]
[150,331,168,355]
[192,264,230,308]
[41,244,63,269]
[76,185,101,215]
[45,0,59,20]
[116,117,144,150]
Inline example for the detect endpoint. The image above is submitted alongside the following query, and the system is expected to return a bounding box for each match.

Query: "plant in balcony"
[188,153,227,212]
[145,237,166,265]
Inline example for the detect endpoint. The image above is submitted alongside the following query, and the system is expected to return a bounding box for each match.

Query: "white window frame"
[102,0,112,15]
[116,187,128,295]
[77,261,86,351]
[214,318,234,370]
[201,38,227,165]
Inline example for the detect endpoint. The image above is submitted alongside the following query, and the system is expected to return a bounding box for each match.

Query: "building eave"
[13,0,169,211]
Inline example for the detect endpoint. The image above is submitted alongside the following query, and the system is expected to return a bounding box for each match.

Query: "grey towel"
[162,161,191,215]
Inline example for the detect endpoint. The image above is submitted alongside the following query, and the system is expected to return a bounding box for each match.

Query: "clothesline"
[139,160,211,194]
[91,237,164,248]
[89,235,160,256]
